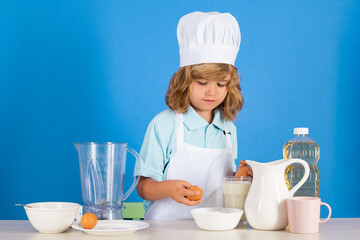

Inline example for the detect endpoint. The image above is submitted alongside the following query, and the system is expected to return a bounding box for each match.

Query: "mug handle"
[319,202,332,224]
[122,147,140,201]
[287,158,310,196]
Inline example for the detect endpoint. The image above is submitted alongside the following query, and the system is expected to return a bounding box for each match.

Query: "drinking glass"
[222,176,252,225]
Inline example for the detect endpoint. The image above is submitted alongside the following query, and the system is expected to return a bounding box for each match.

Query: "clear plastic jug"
[74,142,140,220]
[284,128,320,197]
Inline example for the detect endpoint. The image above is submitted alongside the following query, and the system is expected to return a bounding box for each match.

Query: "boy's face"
[188,75,229,120]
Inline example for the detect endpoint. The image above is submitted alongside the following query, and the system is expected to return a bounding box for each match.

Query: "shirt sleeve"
[135,111,176,181]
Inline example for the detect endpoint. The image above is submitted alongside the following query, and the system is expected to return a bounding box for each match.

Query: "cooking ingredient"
[284,128,320,197]
[186,185,203,201]
[81,212,97,229]
[222,177,251,221]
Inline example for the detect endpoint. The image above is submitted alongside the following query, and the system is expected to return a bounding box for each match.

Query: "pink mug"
[287,197,332,234]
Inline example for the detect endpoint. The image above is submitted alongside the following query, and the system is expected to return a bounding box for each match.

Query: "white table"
[0,219,359,240]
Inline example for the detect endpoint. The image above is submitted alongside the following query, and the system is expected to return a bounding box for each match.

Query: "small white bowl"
[24,202,81,233]
[191,207,243,231]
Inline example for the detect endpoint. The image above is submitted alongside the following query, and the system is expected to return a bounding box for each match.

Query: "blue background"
[1,0,359,220]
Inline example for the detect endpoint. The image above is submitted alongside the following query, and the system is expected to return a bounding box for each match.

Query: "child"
[135,11,249,220]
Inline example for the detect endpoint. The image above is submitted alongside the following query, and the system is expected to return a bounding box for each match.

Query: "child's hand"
[235,160,253,177]
[166,180,202,206]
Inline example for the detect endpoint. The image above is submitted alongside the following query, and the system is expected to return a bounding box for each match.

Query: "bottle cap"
[294,128,309,135]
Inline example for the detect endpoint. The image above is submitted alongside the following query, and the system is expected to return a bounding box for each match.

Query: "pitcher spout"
[73,143,80,152]
[245,160,262,175]
[245,160,257,167]
[245,159,290,175]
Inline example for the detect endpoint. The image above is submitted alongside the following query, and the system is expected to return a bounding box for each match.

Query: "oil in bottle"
[284,128,320,197]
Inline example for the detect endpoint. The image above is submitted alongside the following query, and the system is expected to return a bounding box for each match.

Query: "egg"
[186,185,203,201]
[80,212,97,229]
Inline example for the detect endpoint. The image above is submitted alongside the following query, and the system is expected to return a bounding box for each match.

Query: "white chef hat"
[177,11,241,67]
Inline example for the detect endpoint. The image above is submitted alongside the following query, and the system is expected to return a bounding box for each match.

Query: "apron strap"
[175,112,184,146]
[224,125,232,149]
[162,112,183,174]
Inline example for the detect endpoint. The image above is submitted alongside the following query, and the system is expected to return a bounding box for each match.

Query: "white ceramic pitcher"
[244,159,309,230]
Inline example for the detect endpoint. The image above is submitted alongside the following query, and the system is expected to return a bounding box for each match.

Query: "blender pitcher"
[74,142,140,220]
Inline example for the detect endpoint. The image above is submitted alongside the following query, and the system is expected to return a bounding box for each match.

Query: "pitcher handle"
[287,158,310,196]
[122,147,140,201]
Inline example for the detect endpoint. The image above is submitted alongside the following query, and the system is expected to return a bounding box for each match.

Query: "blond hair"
[165,63,244,121]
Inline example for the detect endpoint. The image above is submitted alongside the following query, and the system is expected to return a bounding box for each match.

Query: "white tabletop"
[0,218,359,240]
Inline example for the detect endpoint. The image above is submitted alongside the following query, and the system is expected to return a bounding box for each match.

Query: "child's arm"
[137,176,202,206]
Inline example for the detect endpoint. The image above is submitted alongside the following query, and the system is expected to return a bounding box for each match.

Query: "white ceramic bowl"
[191,207,243,231]
[24,202,81,233]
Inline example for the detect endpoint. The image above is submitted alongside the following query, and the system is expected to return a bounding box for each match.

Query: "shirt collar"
[212,109,226,131]
[183,106,226,131]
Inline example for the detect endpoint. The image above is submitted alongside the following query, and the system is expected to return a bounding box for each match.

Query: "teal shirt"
[135,106,238,211]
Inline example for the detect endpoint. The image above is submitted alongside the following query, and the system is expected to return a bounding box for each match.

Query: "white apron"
[145,112,233,220]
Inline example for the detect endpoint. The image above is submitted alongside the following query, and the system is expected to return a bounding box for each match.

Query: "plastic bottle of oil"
[284,128,320,197]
